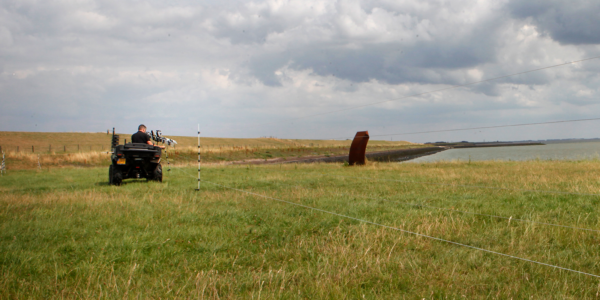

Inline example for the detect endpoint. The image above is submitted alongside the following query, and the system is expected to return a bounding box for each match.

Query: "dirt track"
[227,146,446,165]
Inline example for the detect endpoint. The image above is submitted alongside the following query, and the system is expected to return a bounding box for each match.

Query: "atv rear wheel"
[153,164,163,182]
[108,165,113,185]
[112,169,122,186]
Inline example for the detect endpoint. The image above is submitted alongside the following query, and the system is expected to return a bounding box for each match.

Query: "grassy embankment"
[0,131,421,169]
[2,160,600,298]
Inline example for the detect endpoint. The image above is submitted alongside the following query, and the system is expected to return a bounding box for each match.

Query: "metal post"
[37,154,41,170]
[1,151,5,176]
[196,124,201,191]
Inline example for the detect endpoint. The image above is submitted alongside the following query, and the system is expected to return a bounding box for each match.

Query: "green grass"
[2,160,600,298]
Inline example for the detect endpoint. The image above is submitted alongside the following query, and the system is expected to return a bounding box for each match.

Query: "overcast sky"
[1,0,600,142]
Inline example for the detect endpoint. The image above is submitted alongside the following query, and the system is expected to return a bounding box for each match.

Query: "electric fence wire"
[331,117,600,139]
[202,179,600,279]
[170,157,600,198]
[326,174,600,197]
[257,55,600,128]
[165,147,171,172]
[244,172,600,233]
[171,163,600,232]
[169,162,596,240]
[365,117,600,138]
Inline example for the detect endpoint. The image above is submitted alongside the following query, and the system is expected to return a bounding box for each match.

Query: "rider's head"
[138,124,147,133]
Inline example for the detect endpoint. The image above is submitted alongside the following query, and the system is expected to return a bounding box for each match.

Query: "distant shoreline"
[451,142,545,148]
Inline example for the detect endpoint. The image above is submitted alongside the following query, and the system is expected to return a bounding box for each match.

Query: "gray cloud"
[217,0,507,86]
[508,0,600,45]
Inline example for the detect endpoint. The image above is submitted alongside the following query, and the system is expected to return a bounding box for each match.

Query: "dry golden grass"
[0,131,415,154]
[3,151,111,169]
[0,131,422,169]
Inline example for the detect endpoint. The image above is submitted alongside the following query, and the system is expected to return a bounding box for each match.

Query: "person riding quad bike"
[132,124,165,149]
[108,125,168,185]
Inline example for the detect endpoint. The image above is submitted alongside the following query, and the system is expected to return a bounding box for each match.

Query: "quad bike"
[108,129,166,186]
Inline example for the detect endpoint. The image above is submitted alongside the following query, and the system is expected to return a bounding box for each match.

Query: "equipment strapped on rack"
[147,130,177,146]
[111,128,119,150]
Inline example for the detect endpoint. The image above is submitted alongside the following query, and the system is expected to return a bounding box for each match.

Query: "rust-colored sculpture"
[348,131,369,165]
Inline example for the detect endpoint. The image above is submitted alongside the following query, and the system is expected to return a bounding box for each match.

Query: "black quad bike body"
[109,143,163,185]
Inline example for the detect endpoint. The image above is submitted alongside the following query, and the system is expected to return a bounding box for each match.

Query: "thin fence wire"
[119,157,600,240]
[167,165,600,233]
[203,179,600,279]
[326,174,600,197]
[366,117,600,138]
[239,173,600,233]
[255,55,600,128]
[165,148,171,172]
[0,144,111,153]
[167,163,600,198]
[139,164,600,277]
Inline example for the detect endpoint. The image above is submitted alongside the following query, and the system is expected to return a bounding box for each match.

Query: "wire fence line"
[202,179,600,279]
[255,55,600,129]
[231,172,600,234]
[37,158,600,279]
[324,174,600,197]
[166,164,600,233]
[167,162,600,199]
[0,144,111,153]
[364,117,600,139]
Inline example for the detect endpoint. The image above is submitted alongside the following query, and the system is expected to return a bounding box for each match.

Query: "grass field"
[2,160,600,298]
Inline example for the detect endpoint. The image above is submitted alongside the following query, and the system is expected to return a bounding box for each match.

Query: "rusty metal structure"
[348,131,369,165]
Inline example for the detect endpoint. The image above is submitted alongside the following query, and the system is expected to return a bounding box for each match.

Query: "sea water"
[408,142,600,163]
